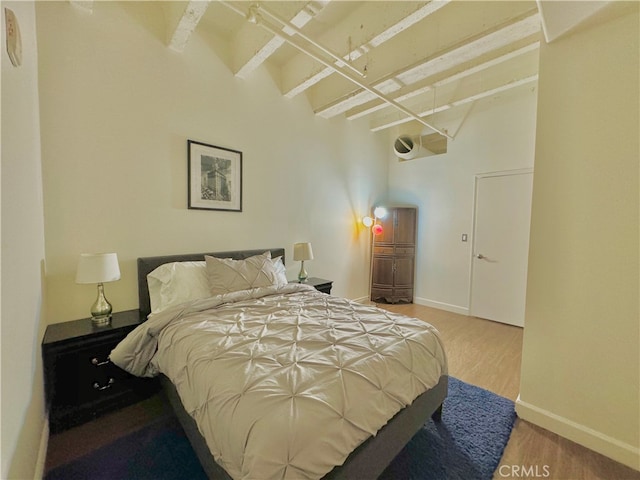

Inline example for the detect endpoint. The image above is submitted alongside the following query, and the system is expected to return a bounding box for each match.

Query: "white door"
[470,171,533,327]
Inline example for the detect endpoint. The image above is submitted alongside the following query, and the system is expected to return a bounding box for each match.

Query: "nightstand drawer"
[74,342,132,404]
[43,310,159,433]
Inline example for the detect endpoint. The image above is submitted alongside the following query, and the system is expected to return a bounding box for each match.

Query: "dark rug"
[379,377,516,480]
[46,377,515,480]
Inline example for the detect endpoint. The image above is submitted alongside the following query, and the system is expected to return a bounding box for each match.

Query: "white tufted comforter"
[111,283,447,480]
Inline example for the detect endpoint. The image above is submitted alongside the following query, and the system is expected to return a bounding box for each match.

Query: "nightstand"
[42,309,159,433]
[290,277,333,294]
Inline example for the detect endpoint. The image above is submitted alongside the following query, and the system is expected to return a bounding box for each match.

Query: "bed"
[111,248,448,480]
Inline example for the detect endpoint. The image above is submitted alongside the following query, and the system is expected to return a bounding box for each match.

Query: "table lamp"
[293,242,314,282]
[76,253,121,325]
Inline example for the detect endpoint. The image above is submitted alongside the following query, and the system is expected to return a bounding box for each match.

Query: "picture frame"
[188,140,242,212]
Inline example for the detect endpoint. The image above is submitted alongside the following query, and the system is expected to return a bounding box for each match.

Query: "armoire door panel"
[393,208,417,244]
[394,257,415,288]
[370,207,416,304]
[376,215,395,244]
[371,257,394,286]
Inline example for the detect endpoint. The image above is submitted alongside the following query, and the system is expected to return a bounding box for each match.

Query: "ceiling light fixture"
[246,3,259,24]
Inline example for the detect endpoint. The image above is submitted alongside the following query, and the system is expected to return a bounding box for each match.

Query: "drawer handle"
[91,357,110,367]
[93,378,115,391]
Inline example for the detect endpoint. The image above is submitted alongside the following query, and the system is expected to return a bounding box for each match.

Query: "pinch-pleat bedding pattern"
[111,284,447,480]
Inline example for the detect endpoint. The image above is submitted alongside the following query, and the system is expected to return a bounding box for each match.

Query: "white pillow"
[147,261,209,313]
[206,251,285,295]
[147,255,287,313]
[272,256,288,286]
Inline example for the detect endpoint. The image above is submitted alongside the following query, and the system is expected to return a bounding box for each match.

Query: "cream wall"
[36,2,387,324]
[387,85,538,313]
[1,2,48,478]
[518,6,639,470]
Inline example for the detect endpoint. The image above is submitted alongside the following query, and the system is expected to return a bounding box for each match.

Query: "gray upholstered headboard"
[137,248,286,318]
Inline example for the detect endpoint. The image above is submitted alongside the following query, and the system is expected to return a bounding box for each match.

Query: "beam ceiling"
[153,1,545,136]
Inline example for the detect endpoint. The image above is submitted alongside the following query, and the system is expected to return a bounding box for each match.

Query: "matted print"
[188,140,242,212]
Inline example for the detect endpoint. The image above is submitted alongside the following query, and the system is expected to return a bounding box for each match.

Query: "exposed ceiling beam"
[311,7,541,118]
[346,37,540,121]
[167,1,211,53]
[68,1,543,137]
[282,1,450,98]
[233,22,286,78]
[369,67,539,132]
[220,0,452,138]
[253,3,366,78]
[233,1,331,79]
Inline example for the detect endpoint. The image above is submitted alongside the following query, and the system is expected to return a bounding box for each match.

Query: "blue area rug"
[379,377,516,480]
[46,377,515,480]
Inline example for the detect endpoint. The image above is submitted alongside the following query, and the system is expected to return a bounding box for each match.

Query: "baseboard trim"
[35,418,49,479]
[352,296,469,316]
[351,296,370,304]
[414,297,469,316]
[515,396,640,471]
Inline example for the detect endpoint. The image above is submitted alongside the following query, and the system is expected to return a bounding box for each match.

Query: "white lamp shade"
[293,243,314,261]
[76,253,121,284]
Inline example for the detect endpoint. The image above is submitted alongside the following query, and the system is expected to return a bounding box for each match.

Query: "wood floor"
[45,304,639,480]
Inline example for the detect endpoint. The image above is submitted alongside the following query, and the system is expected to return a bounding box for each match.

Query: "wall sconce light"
[293,242,314,282]
[75,253,121,325]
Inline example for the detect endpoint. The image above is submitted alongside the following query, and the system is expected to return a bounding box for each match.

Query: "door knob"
[476,254,485,259]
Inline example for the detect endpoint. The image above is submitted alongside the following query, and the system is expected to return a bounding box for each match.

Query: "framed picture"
[188,140,242,212]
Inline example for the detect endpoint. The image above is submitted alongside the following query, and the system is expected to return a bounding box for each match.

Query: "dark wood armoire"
[370,207,417,304]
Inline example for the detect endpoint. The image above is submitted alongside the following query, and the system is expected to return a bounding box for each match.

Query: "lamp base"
[298,261,308,282]
[90,283,113,326]
[91,314,112,326]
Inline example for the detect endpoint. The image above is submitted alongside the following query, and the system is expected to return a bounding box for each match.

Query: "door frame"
[468,168,533,319]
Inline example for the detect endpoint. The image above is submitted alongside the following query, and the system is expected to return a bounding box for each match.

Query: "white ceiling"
[75,1,625,138]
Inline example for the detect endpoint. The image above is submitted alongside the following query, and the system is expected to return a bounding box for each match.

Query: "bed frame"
[137,248,447,480]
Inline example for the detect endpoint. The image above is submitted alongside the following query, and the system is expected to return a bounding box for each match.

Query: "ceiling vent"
[393,133,448,161]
